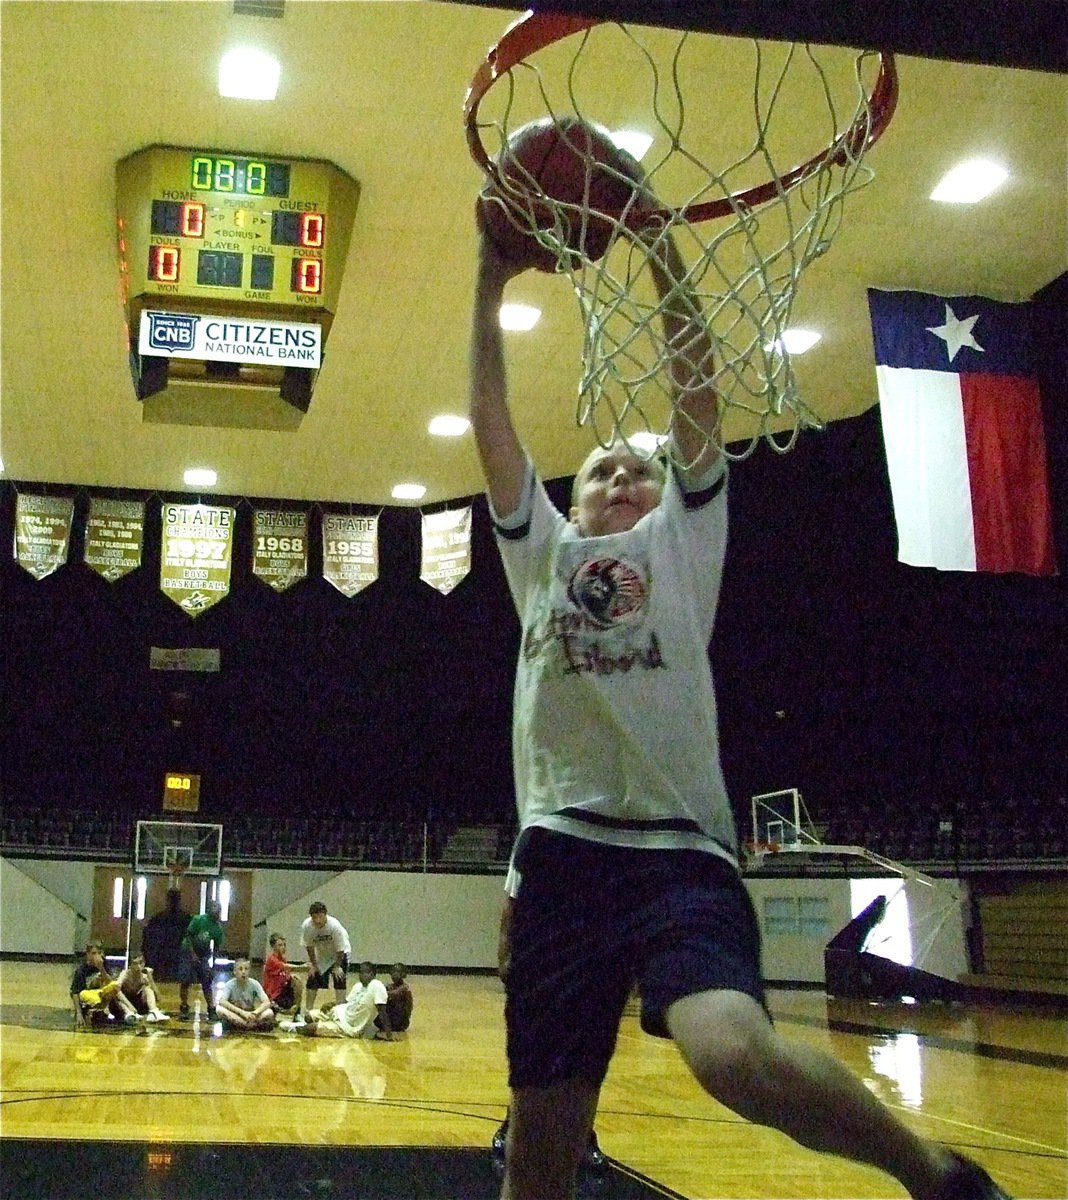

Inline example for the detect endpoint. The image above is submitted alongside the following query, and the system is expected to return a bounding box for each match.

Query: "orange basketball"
[476,117,641,273]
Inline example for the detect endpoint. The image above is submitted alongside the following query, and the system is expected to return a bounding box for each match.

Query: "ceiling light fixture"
[765,328,822,355]
[499,303,541,332]
[391,483,426,502]
[183,468,218,487]
[428,415,470,437]
[610,129,654,161]
[930,159,1008,203]
[218,47,281,100]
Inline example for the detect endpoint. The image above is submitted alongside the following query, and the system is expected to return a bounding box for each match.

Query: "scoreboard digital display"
[163,771,201,813]
[116,145,359,313]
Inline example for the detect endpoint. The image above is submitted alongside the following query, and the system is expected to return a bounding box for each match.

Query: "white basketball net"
[469,19,896,459]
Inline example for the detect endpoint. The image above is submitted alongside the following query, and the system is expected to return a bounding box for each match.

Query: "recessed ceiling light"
[218,48,281,100]
[499,303,541,332]
[610,129,654,161]
[930,159,1008,204]
[183,468,218,487]
[392,483,426,502]
[765,328,822,355]
[428,415,471,437]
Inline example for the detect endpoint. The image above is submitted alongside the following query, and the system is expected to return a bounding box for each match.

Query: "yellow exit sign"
[163,772,201,812]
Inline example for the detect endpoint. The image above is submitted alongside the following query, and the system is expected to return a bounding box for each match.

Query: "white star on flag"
[926,303,984,361]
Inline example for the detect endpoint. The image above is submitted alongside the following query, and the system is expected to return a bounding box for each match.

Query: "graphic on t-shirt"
[566,556,647,629]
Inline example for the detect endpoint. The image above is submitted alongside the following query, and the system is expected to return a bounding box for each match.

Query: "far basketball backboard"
[134,820,223,876]
[448,1,1065,71]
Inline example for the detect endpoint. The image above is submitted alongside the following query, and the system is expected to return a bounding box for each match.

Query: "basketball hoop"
[465,12,898,459]
[744,839,781,868]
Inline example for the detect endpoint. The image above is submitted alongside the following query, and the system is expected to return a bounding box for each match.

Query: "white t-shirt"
[301,914,352,972]
[223,975,269,1011]
[331,977,388,1038]
[492,458,737,874]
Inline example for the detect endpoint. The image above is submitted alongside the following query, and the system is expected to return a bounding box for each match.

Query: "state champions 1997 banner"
[160,503,236,616]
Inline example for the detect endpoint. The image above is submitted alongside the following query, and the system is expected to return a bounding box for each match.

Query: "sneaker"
[123,1013,140,1025]
[291,1014,306,1027]
[491,1122,507,1164]
[583,1131,607,1176]
[279,1020,299,1032]
[152,1010,171,1022]
[935,1152,1012,1200]
[145,1011,159,1023]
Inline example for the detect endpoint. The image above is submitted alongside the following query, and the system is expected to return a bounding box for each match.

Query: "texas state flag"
[868,288,1056,576]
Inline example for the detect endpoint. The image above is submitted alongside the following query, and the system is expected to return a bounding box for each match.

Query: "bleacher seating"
[1,792,1064,870]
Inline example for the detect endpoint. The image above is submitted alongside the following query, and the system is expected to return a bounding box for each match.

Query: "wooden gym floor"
[0,962,1065,1199]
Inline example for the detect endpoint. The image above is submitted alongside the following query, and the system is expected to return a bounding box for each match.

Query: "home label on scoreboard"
[117,145,360,314]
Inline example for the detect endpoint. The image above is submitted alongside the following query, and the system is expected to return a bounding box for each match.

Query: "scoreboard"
[116,145,360,415]
[162,771,201,813]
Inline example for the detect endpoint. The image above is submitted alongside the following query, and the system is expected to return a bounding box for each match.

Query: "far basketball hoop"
[135,820,223,877]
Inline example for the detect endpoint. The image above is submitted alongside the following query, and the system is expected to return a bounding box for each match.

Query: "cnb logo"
[146,311,198,353]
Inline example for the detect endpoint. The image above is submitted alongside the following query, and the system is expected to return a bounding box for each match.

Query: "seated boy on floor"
[216,957,276,1031]
[70,941,141,1027]
[284,961,392,1040]
[262,932,305,1024]
[117,952,170,1023]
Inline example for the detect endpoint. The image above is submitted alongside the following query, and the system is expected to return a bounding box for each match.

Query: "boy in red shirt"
[262,932,304,1025]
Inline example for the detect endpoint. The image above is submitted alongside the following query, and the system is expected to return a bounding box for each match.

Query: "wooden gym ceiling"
[1,1,1065,505]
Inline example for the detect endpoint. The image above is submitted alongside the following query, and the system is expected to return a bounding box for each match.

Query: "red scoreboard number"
[292,258,323,294]
[145,175,326,294]
[149,244,180,283]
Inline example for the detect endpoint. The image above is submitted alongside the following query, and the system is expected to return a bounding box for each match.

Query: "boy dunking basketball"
[470,201,1011,1200]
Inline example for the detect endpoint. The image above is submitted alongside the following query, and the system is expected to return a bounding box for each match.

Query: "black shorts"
[177,949,213,990]
[505,828,767,1090]
[271,980,296,1010]
[124,989,151,1015]
[308,957,347,991]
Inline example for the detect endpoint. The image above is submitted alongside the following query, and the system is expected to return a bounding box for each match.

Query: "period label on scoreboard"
[138,310,322,366]
[117,145,359,313]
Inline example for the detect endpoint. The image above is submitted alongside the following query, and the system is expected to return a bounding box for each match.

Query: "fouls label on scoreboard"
[139,310,322,367]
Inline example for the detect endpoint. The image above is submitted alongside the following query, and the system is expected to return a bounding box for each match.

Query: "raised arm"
[469,231,528,520]
[646,229,722,479]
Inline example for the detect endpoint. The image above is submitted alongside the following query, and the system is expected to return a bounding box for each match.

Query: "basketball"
[476,116,643,273]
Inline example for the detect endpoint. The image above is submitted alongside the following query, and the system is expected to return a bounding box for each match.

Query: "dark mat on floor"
[0,1138,685,1199]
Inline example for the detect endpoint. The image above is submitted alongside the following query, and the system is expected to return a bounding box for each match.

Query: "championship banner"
[160,503,236,616]
[14,493,74,580]
[420,507,472,595]
[252,509,309,593]
[84,497,145,582]
[322,513,378,597]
